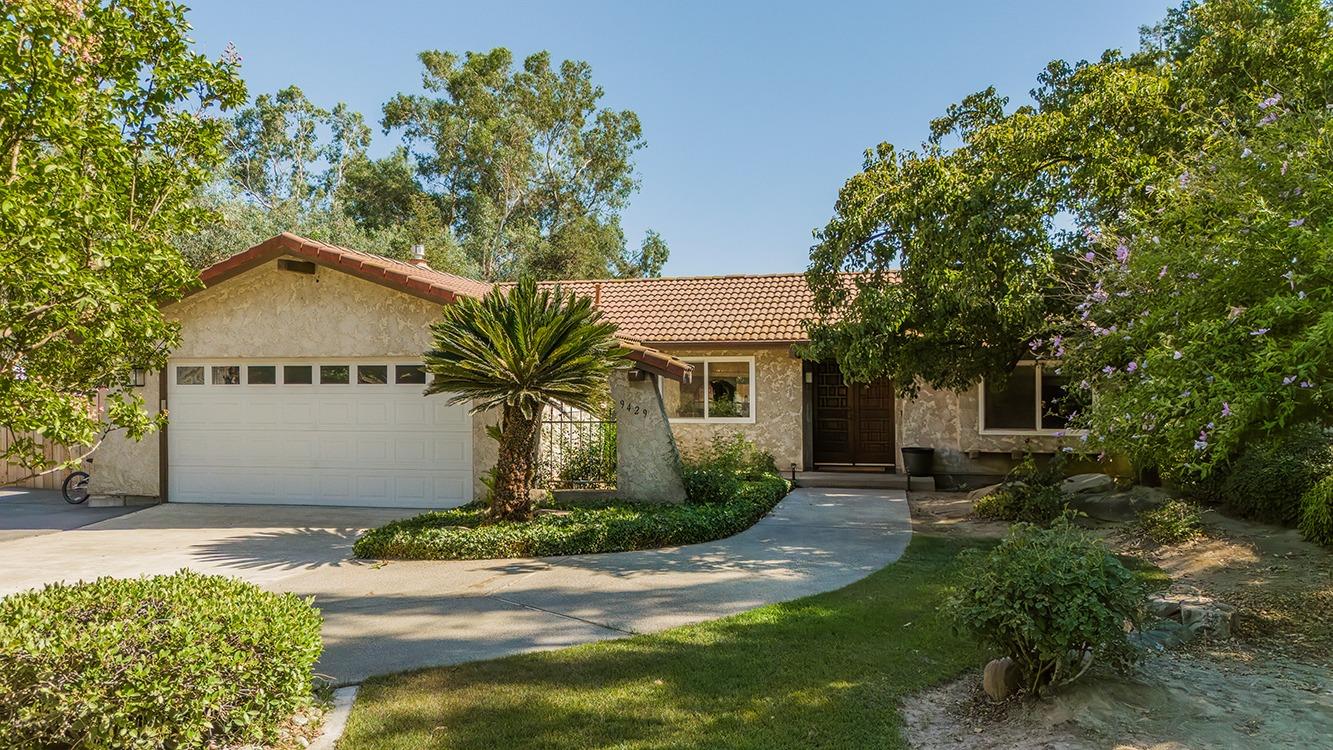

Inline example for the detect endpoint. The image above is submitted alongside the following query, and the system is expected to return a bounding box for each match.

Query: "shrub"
[681,433,779,504]
[1133,500,1205,545]
[973,484,1067,524]
[1222,423,1333,525]
[0,570,322,749]
[946,518,1145,696]
[1299,475,1333,547]
[355,474,791,560]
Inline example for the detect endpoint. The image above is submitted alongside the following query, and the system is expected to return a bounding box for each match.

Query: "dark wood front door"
[812,361,895,466]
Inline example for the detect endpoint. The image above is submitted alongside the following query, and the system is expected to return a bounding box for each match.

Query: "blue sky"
[187,0,1175,277]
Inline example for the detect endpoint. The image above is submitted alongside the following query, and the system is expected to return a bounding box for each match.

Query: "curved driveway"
[0,487,910,684]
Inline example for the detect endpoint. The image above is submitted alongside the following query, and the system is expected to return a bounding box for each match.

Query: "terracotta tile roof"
[527,273,827,344]
[195,232,494,303]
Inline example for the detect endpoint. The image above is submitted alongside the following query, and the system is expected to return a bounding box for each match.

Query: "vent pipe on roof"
[408,244,429,268]
[594,282,602,307]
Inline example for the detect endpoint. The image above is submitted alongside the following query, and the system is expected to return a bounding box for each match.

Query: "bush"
[355,474,791,560]
[946,518,1145,696]
[681,433,779,504]
[1299,475,1333,547]
[1133,500,1205,545]
[1222,423,1333,525]
[972,454,1070,525]
[0,570,322,749]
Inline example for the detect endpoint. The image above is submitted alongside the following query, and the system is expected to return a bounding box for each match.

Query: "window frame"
[978,360,1086,436]
[663,356,757,425]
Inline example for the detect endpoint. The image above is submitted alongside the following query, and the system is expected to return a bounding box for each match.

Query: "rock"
[1181,601,1236,639]
[1146,593,1182,619]
[1066,485,1171,522]
[1061,473,1116,495]
[1132,619,1194,651]
[967,483,1005,503]
[982,657,1021,701]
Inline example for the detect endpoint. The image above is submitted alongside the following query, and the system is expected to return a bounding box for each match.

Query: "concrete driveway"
[0,488,911,685]
[0,487,142,543]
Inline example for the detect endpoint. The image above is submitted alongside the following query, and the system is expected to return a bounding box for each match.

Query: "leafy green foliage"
[1299,475,1333,547]
[804,0,1333,408]
[0,571,322,748]
[425,279,625,520]
[1221,423,1333,525]
[354,475,789,560]
[1133,500,1205,545]
[537,419,616,489]
[972,453,1069,524]
[681,433,780,504]
[946,519,1145,695]
[0,0,245,480]
[383,47,667,280]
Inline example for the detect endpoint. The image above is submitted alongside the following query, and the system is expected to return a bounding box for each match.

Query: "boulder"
[1065,485,1172,522]
[1061,473,1116,495]
[982,657,1021,701]
[1181,601,1236,639]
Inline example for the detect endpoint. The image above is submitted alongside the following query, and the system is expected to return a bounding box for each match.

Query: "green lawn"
[339,534,985,750]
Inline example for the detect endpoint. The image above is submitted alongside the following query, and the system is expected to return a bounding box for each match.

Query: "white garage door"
[167,358,472,508]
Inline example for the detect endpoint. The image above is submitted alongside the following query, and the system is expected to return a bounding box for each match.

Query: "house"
[92,232,1079,507]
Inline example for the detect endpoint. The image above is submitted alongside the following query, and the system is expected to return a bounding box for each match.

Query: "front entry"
[811,361,895,467]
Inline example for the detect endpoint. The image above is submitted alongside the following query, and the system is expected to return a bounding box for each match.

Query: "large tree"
[380,48,667,281]
[804,0,1333,397]
[423,279,625,521]
[0,0,245,480]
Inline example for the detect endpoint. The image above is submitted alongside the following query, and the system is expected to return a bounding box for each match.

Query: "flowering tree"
[1056,104,1332,475]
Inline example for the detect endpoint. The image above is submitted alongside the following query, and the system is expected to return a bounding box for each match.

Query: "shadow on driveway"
[0,488,141,543]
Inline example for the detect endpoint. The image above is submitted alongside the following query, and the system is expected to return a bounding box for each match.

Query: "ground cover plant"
[1299,475,1333,547]
[0,571,322,749]
[1220,423,1332,525]
[1133,499,1206,545]
[338,535,985,750]
[972,454,1069,525]
[355,474,788,560]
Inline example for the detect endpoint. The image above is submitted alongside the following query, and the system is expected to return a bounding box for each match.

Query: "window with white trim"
[980,362,1080,433]
[661,357,756,423]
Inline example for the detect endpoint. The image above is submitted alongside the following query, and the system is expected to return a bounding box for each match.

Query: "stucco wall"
[91,372,162,497]
[657,345,803,470]
[611,371,686,503]
[93,257,474,498]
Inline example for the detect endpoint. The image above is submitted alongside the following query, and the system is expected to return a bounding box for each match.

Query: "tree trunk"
[490,403,541,522]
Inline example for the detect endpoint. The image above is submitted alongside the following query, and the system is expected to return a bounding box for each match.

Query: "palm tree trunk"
[491,403,541,521]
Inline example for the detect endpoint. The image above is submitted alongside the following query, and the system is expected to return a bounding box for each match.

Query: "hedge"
[0,570,322,749]
[354,474,790,560]
[1221,422,1333,525]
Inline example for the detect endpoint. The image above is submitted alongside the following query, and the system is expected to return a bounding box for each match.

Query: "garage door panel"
[168,359,472,508]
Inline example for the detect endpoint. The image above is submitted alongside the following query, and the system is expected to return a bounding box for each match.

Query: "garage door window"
[396,364,427,384]
[283,365,312,384]
[320,365,350,384]
[212,365,240,385]
[247,365,276,384]
[176,366,204,385]
[357,365,389,384]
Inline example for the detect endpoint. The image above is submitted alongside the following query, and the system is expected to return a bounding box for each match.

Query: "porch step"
[794,471,935,492]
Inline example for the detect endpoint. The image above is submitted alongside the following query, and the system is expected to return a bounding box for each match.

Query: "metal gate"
[536,404,616,490]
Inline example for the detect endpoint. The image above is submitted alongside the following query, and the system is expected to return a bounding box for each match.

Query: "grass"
[353,475,789,560]
[338,534,985,750]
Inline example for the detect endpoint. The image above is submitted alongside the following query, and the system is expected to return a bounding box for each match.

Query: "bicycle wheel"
[62,471,91,504]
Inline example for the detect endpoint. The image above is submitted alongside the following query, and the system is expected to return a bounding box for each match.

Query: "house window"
[980,363,1079,433]
[661,357,756,423]
[357,365,389,384]
[211,365,241,385]
[284,365,313,384]
[320,365,350,385]
[395,364,427,384]
[176,366,204,385]
[247,365,276,385]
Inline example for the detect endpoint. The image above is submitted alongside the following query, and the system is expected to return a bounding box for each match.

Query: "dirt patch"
[905,490,1333,749]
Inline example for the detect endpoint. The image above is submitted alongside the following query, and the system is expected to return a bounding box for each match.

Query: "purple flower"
[1250,328,1270,336]
[1126,361,1139,373]
[1281,160,1289,175]
[1289,218,1306,228]
[1259,111,1280,126]
[1178,171,1192,188]
[1194,431,1209,451]
[1102,365,1116,375]
[1284,375,1297,385]
[1187,272,1200,279]
[1159,265,1168,279]
[1259,93,1283,109]
[1221,402,1232,417]
[1241,147,1253,158]
[1301,380,1314,389]
[1173,350,1183,360]
[1115,242,1130,264]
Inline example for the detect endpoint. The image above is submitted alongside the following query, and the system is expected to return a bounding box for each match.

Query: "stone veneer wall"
[657,345,804,471]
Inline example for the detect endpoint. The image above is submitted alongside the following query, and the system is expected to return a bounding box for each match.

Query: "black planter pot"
[901,447,935,476]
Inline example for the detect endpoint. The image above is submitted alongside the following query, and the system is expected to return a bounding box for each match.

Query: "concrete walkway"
[0,488,910,684]
[0,488,141,543]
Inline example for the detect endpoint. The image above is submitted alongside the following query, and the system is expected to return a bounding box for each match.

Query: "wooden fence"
[0,430,81,490]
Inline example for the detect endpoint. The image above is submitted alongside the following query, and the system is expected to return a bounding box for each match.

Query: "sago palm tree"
[424,278,625,521]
